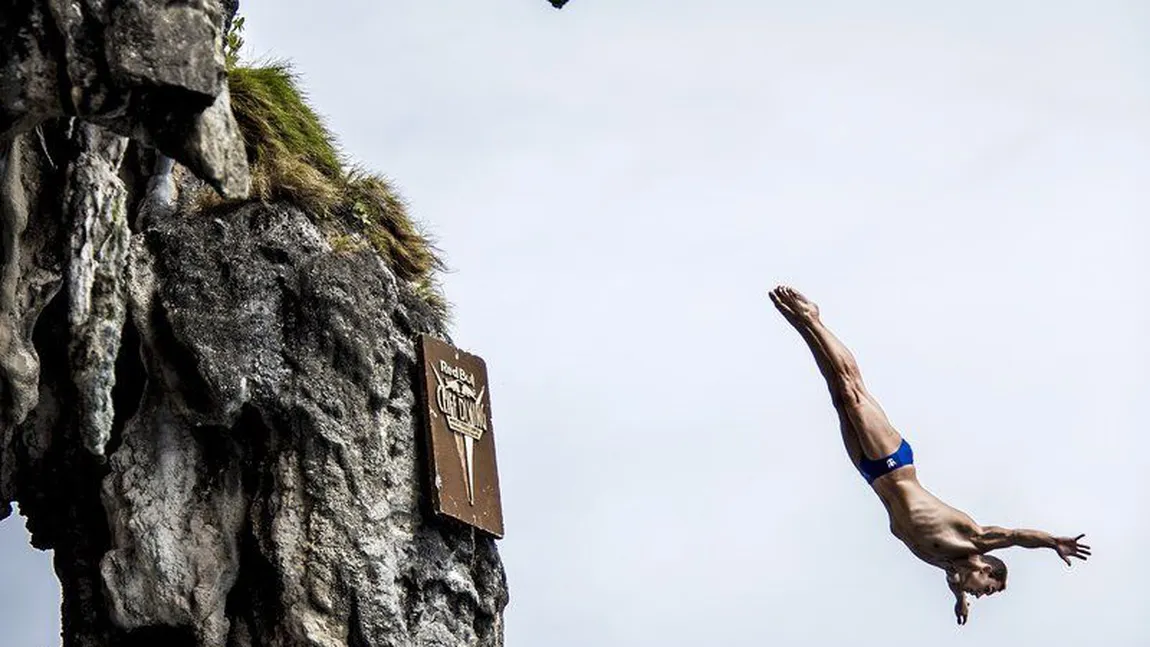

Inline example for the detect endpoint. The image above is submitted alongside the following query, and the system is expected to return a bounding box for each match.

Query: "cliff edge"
[0,3,507,645]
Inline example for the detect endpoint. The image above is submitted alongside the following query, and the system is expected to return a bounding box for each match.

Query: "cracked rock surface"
[1,3,506,644]
[0,0,250,197]
[1,118,507,647]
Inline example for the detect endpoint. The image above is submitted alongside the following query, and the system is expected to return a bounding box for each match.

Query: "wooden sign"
[417,334,504,538]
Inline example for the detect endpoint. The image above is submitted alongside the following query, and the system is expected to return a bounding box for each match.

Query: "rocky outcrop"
[0,0,250,197]
[2,117,507,647]
[0,3,507,645]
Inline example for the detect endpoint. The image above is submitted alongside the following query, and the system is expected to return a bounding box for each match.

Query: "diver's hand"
[954,596,969,626]
[1053,534,1091,566]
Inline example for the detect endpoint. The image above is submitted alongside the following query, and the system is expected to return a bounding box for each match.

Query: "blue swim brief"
[858,439,914,484]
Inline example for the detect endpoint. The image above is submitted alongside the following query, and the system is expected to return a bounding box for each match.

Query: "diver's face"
[963,569,1005,598]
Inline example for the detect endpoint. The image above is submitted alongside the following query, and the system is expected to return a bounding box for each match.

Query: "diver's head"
[956,554,1008,598]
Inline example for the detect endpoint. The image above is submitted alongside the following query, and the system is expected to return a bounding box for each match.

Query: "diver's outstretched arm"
[972,527,1091,566]
[947,575,969,626]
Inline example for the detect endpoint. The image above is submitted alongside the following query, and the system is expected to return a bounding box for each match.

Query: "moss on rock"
[207,17,449,321]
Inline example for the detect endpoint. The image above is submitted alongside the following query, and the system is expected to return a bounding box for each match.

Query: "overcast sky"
[3,1,1148,645]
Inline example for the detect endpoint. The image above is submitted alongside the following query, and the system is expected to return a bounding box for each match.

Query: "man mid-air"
[769,285,1090,625]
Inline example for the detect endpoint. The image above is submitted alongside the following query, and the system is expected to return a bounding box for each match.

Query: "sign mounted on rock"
[417,335,504,538]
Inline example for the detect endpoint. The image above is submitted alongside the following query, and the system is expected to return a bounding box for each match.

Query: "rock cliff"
[0,3,507,645]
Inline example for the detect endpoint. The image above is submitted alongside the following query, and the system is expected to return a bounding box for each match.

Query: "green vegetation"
[224,15,245,68]
[226,63,343,210]
[212,16,448,320]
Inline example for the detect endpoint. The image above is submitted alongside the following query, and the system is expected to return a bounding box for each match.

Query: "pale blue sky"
[3,1,1147,645]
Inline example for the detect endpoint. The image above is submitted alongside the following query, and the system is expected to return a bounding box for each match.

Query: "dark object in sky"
[549,0,571,8]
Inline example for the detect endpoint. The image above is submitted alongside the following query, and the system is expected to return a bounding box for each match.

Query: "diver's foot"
[770,285,820,324]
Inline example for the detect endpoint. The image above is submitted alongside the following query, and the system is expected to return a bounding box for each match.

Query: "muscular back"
[872,467,980,568]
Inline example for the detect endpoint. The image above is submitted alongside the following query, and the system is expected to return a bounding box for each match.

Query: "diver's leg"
[770,285,902,460]
[775,302,865,465]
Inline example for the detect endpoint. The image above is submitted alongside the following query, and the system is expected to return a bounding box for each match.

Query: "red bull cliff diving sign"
[417,335,504,537]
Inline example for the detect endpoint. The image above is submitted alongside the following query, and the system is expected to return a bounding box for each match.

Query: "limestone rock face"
[0,0,250,198]
[0,3,507,641]
[1,118,507,647]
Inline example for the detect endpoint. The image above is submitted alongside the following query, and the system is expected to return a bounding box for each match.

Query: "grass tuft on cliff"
[214,19,448,321]
[227,63,343,208]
